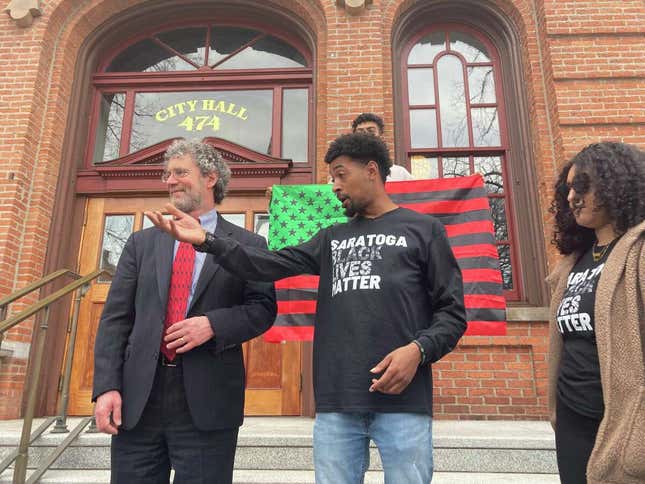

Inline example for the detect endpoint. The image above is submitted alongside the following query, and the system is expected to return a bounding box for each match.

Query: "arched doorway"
[67,19,314,416]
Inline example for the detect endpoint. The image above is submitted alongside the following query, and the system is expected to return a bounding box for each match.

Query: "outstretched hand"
[145,204,206,245]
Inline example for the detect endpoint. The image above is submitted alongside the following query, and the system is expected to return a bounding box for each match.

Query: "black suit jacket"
[92,215,277,431]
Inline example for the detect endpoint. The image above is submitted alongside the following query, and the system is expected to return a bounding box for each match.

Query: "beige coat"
[546,220,645,484]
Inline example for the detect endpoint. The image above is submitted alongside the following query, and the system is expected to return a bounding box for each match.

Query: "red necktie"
[161,241,196,361]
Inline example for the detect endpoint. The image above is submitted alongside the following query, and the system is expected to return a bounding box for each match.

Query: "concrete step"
[0,417,558,477]
[0,469,561,484]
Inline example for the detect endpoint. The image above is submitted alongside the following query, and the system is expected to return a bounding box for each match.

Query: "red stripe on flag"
[452,245,499,259]
[464,294,506,309]
[277,300,317,314]
[462,268,503,283]
[386,175,484,193]
[264,326,314,342]
[465,321,507,336]
[445,220,494,238]
[275,275,320,289]
[399,197,490,214]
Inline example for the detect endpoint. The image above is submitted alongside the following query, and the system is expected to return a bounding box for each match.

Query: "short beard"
[343,199,366,217]
[172,193,201,214]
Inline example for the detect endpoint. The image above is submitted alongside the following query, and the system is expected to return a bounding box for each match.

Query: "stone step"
[0,469,560,484]
[0,418,557,475]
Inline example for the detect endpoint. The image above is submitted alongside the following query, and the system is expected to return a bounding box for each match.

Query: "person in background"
[147,133,467,484]
[351,112,414,181]
[92,139,277,483]
[266,112,414,201]
[547,141,645,484]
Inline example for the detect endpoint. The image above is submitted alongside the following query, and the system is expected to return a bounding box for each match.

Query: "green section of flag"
[268,185,346,250]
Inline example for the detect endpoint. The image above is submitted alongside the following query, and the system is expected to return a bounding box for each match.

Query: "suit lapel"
[155,230,176,306]
[187,214,232,313]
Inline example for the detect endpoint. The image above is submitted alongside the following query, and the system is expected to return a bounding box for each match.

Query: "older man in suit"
[92,139,277,484]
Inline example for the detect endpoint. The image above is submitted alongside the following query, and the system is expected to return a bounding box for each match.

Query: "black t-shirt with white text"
[556,242,615,419]
[204,207,467,414]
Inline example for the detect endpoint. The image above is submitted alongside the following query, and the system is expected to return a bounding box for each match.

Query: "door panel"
[68,196,301,416]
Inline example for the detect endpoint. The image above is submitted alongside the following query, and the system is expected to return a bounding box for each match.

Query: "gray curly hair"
[164,139,232,204]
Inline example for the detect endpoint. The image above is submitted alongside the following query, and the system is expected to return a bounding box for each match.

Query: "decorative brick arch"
[17,0,328,416]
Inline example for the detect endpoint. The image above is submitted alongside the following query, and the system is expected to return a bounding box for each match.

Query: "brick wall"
[0,0,642,420]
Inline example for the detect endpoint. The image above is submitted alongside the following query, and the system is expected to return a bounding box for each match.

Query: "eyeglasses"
[161,168,191,182]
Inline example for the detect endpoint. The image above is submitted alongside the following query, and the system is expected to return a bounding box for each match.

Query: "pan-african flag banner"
[264,174,506,342]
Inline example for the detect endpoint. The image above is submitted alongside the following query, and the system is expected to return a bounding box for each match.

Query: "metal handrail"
[0,268,112,484]
[0,269,81,356]
[0,269,81,310]
[26,417,93,484]
[0,417,56,474]
[0,269,109,335]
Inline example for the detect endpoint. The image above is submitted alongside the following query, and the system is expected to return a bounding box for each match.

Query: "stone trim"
[3,0,41,27]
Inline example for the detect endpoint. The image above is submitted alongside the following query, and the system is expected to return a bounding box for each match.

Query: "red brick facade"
[0,0,643,420]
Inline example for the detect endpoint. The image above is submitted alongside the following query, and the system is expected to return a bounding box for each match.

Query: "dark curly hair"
[351,113,385,135]
[550,141,645,255]
[324,132,392,182]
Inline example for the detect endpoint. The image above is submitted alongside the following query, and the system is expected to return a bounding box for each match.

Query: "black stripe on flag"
[276,289,317,300]
[457,256,501,271]
[466,308,507,322]
[275,314,315,327]
[389,187,487,204]
[447,233,497,247]
[463,282,504,296]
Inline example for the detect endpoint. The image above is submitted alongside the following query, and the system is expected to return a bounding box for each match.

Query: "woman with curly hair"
[547,141,645,484]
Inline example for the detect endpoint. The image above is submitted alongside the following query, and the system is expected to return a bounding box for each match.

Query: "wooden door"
[67,196,301,416]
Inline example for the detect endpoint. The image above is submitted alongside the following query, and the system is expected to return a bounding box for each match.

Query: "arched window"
[401,27,518,299]
[87,23,312,166]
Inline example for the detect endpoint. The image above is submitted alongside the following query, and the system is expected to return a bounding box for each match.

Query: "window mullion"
[432,61,442,149]
[151,37,201,70]
[271,87,283,158]
[204,25,211,66]
[119,90,135,157]
[209,33,266,69]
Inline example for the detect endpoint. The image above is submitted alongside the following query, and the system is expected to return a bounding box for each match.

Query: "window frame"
[84,20,314,168]
[400,24,520,301]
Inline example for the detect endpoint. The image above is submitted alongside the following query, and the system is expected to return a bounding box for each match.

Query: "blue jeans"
[313,412,433,484]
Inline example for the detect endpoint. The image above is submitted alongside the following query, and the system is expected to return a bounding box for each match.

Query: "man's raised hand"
[145,204,206,245]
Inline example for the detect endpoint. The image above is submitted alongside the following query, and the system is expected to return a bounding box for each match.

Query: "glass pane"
[142,213,172,230]
[442,157,470,177]
[209,26,261,65]
[410,156,439,179]
[408,31,445,65]
[472,107,501,146]
[217,35,306,69]
[130,90,273,154]
[407,68,434,105]
[409,109,437,149]
[468,66,496,104]
[221,213,245,228]
[473,156,504,193]
[99,215,134,281]
[497,244,514,291]
[106,38,195,72]
[156,27,207,67]
[282,89,308,162]
[254,213,270,241]
[437,55,469,147]
[93,93,125,163]
[449,31,491,63]
[488,197,508,240]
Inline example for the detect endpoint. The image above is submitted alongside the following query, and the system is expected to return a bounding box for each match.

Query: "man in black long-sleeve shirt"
[148,133,467,484]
